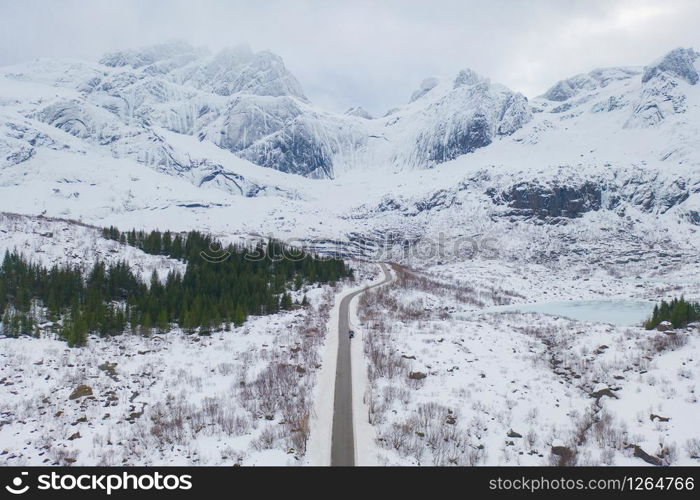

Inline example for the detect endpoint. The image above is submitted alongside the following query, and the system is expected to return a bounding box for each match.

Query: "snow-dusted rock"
[410,74,532,165]
[543,67,640,102]
[625,48,699,128]
[642,47,698,85]
[344,106,373,119]
[657,321,673,332]
[0,44,700,245]
[0,42,539,178]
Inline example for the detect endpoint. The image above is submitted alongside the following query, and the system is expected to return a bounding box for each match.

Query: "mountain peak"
[344,106,373,119]
[99,42,306,100]
[99,40,201,68]
[198,47,306,99]
[409,69,488,104]
[453,68,484,88]
[642,47,698,85]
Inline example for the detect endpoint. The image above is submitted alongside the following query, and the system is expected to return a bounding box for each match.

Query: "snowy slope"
[0,44,698,268]
[0,211,361,466]
[354,266,700,466]
[0,41,535,180]
[0,213,185,281]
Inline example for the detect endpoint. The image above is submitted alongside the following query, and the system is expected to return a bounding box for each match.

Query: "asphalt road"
[330,263,392,466]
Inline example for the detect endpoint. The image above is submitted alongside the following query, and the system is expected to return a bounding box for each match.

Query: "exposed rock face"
[204,96,305,153]
[543,75,597,102]
[483,166,697,222]
[627,48,698,128]
[34,99,130,145]
[489,181,603,219]
[1,40,699,224]
[615,172,692,214]
[237,110,368,178]
[412,74,532,165]
[453,69,483,88]
[421,112,493,162]
[240,119,335,178]
[0,119,63,168]
[590,387,619,399]
[538,52,700,129]
[99,41,201,69]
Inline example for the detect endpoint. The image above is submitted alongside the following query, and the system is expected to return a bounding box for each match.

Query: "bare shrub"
[600,448,616,465]
[593,410,627,450]
[251,427,280,451]
[649,333,688,353]
[286,411,310,455]
[685,438,700,459]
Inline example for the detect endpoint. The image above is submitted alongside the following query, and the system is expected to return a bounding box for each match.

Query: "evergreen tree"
[2,228,353,346]
[156,308,168,334]
[644,296,700,330]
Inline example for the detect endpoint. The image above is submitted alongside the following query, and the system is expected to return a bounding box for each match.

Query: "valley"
[0,41,699,467]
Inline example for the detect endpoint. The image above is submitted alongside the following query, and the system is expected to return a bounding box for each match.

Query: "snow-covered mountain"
[0,41,533,180]
[0,43,698,266]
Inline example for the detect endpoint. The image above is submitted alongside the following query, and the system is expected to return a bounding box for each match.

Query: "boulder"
[591,386,619,399]
[69,385,93,400]
[633,445,662,466]
[551,445,574,457]
[657,321,673,332]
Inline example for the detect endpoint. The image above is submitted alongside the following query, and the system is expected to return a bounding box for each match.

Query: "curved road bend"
[331,263,393,466]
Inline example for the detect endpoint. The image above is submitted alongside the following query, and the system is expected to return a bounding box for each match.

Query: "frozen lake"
[480,299,656,326]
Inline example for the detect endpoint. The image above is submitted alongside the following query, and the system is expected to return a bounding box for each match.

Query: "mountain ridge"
[0,41,539,179]
[0,44,698,267]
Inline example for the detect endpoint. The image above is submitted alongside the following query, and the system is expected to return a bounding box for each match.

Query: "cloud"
[1,0,699,115]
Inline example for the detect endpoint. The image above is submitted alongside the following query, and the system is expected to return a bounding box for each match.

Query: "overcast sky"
[1,0,699,115]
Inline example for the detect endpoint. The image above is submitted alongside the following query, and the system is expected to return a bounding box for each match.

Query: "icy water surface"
[496,299,655,326]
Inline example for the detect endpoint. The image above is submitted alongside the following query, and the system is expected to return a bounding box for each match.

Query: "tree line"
[102,226,189,259]
[1,228,352,346]
[644,296,700,330]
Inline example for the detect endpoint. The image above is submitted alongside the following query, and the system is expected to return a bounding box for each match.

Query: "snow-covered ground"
[1,43,699,467]
[0,269,374,466]
[0,214,371,466]
[0,306,318,466]
[354,265,700,466]
[0,213,186,281]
